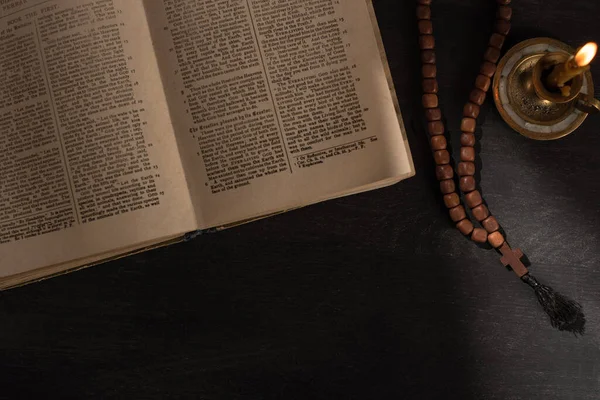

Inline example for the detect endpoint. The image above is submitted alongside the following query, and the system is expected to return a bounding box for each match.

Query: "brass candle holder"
[493,38,600,140]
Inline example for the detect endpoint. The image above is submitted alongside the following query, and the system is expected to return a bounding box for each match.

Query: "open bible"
[0,0,414,289]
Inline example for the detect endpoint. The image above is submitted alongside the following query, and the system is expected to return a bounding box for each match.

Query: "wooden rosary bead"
[461,117,476,133]
[435,164,453,180]
[440,179,455,194]
[434,150,450,165]
[449,205,467,222]
[428,121,444,136]
[489,33,506,49]
[475,74,491,92]
[471,228,488,243]
[422,64,437,78]
[443,193,460,208]
[425,108,442,121]
[484,47,501,63]
[480,61,497,78]
[421,50,436,64]
[464,190,483,208]
[463,102,480,118]
[431,135,447,150]
[459,176,476,192]
[416,5,431,20]
[497,6,512,21]
[422,79,438,93]
[457,162,475,176]
[472,204,490,221]
[482,216,500,233]
[457,219,474,235]
[469,89,486,106]
[460,147,475,162]
[422,94,438,108]
[495,20,511,35]
[488,231,505,248]
[418,0,432,4]
[418,20,433,35]
[419,35,435,50]
[460,133,476,146]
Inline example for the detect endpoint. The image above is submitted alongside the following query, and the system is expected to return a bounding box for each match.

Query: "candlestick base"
[493,37,598,140]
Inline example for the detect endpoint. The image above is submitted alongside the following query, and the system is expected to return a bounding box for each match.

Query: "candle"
[546,42,597,96]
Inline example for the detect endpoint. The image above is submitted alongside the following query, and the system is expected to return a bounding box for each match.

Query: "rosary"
[416,0,585,333]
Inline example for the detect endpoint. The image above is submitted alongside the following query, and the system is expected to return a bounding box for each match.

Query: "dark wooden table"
[2,1,600,398]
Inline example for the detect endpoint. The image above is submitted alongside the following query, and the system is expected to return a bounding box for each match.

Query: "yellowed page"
[144,0,414,228]
[0,0,196,280]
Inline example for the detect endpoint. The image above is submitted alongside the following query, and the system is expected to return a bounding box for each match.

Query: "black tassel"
[522,274,585,335]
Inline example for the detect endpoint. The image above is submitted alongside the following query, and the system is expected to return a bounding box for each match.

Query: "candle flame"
[575,42,597,67]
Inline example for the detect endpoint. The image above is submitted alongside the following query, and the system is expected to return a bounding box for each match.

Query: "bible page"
[0,0,196,282]
[144,0,414,228]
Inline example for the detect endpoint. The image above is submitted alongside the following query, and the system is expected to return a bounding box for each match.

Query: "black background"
[2,0,600,398]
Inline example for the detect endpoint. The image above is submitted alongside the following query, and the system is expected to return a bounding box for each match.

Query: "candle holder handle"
[575,95,600,114]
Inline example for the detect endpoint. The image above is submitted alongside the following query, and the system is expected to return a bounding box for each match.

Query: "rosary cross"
[499,243,528,278]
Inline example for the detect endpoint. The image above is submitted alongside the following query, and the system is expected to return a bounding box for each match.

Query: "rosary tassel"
[499,243,584,333]
[521,274,586,334]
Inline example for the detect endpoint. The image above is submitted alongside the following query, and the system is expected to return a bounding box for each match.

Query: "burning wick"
[546,42,597,97]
